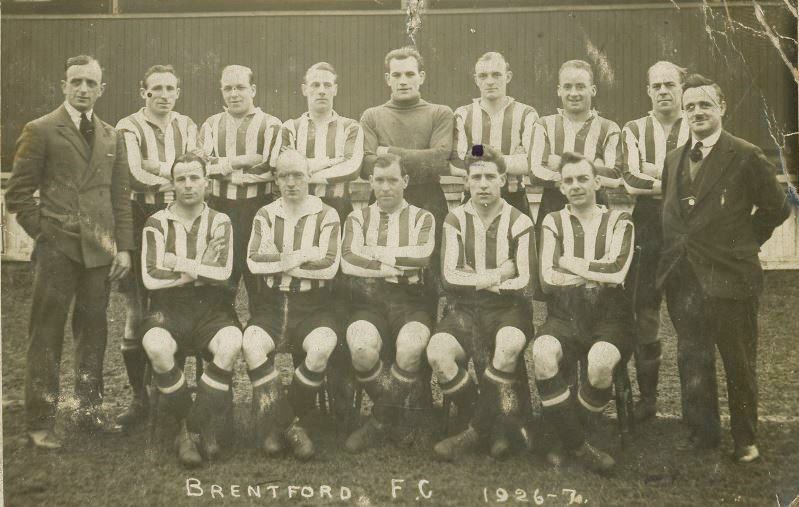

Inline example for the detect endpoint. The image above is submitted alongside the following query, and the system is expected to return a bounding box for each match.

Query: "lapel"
[694,130,735,204]
[80,114,111,188]
[55,105,91,162]
[665,143,688,219]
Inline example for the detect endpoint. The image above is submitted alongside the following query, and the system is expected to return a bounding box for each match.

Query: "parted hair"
[465,144,507,174]
[373,152,407,177]
[682,73,725,105]
[170,152,207,179]
[141,64,180,89]
[384,46,424,73]
[559,59,594,84]
[558,151,596,176]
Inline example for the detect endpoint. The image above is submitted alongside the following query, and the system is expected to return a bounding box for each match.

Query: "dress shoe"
[433,426,479,462]
[284,421,315,461]
[572,441,616,475]
[27,430,63,450]
[175,424,203,469]
[344,417,386,454]
[633,396,657,423]
[262,428,285,457]
[116,395,149,428]
[75,410,124,434]
[733,444,760,464]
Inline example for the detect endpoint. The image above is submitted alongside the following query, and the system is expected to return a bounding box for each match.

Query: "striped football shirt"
[452,98,539,193]
[199,107,282,200]
[341,200,435,285]
[279,111,364,199]
[141,203,233,290]
[116,109,198,205]
[622,113,689,194]
[247,195,341,292]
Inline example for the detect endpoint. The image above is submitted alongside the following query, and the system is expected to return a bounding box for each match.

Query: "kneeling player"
[427,145,536,461]
[340,153,436,452]
[242,150,341,461]
[533,152,634,474]
[140,153,242,468]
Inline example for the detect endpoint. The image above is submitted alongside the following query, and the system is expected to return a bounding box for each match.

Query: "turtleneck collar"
[388,95,423,108]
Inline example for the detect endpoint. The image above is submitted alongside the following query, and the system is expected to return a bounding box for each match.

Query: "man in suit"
[6,55,134,448]
[657,74,790,463]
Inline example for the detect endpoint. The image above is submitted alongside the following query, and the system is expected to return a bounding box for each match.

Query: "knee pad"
[494,327,527,361]
[142,328,175,359]
[532,335,562,380]
[242,326,276,363]
[587,341,622,388]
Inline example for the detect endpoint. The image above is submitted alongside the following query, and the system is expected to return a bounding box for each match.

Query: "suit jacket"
[656,129,790,299]
[5,104,134,268]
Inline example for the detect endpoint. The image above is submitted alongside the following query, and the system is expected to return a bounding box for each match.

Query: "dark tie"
[689,141,703,163]
[80,112,94,147]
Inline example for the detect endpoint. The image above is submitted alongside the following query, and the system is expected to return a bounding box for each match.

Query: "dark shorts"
[140,285,241,358]
[436,293,534,371]
[624,197,664,342]
[348,280,433,347]
[247,287,339,354]
[119,200,166,294]
[537,286,632,358]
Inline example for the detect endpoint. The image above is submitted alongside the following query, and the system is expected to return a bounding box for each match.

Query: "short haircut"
[475,51,510,72]
[170,152,207,179]
[465,144,507,174]
[373,152,406,177]
[304,62,337,84]
[64,54,101,75]
[558,151,596,176]
[647,61,687,85]
[384,46,424,73]
[559,59,593,84]
[682,73,725,105]
[221,64,254,86]
[275,149,309,174]
[141,64,180,89]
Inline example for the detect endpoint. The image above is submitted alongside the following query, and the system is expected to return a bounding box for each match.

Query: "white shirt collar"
[463,198,510,217]
[64,101,92,130]
[164,202,209,225]
[301,110,340,125]
[563,203,608,217]
[372,199,409,216]
[135,107,177,128]
[693,128,721,150]
[272,195,325,219]
[474,96,516,114]
[557,108,597,122]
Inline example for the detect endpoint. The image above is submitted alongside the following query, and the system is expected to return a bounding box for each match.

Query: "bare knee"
[346,321,381,372]
[303,328,338,372]
[209,326,243,370]
[532,335,562,380]
[493,326,527,373]
[426,333,462,378]
[395,322,431,372]
[142,328,177,373]
[587,341,621,389]
[242,326,276,368]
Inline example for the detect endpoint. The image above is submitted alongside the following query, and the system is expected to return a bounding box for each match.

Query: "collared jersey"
[441,200,536,297]
[341,200,434,285]
[247,195,341,292]
[279,111,364,199]
[452,98,538,193]
[622,113,689,192]
[540,205,634,290]
[529,109,622,186]
[199,107,282,200]
[116,109,198,205]
[141,203,233,290]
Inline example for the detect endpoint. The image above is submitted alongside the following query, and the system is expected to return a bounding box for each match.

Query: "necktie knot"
[689,141,703,163]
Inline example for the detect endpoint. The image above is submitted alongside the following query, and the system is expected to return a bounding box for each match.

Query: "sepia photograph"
[1,0,797,505]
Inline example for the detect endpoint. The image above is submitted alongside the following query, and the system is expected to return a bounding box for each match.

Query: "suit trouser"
[26,237,111,431]
[209,194,272,315]
[664,258,759,446]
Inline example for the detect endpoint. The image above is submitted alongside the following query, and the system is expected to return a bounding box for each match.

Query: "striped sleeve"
[498,213,536,294]
[316,120,364,183]
[341,210,384,277]
[568,212,635,285]
[235,115,280,183]
[597,121,622,181]
[199,115,231,176]
[504,106,538,176]
[539,213,585,292]
[621,120,658,194]
[441,213,488,289]
[449,106,469,174]
[116,118,169,190]
[247,207,284,274]
[529,119,560,185]
[290,207,341,280]
[195,213,234,282]
[141,215,193,290]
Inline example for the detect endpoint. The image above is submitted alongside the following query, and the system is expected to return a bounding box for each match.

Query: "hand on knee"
[142,328,177,373]
[532,335,562,380]
[587,341,622,389]
[242,326,275,368]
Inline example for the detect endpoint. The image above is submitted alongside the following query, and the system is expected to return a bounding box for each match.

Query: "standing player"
[621,61,690,422]
[115,64,198,428]
[532,152,634,474]
[279,62,363,221]
[340,153,435,452]
[140,153,242,468]
[427,145,536,461]
[529,60,622,229]
[452,52,538,214]
[242,150,341,462]
[199,65,282,311]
